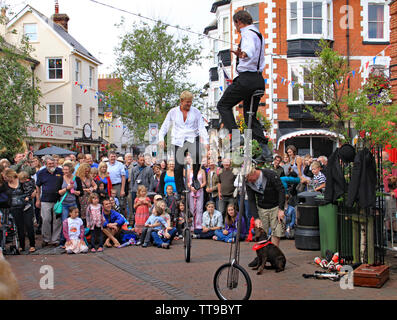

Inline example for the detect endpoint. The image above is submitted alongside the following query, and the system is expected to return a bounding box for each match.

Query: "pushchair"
[0,209,20,255]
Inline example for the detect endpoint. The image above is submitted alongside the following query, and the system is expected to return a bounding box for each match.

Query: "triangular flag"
[75,82,78,86]
[336,79,339,85]
[219,86,223,92]
[365,61,370,69]
[80,85,83,89]
[84,89,87,93]
[352,70,355,78]
[273,74,278,81]
[264,78,268,84]
[373,57,376,64]
[359,65,363,73]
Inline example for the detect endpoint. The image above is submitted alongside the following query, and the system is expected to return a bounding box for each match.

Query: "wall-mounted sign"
[104,112,113,122]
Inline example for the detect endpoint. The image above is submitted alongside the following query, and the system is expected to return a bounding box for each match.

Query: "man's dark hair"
[274,155,282,161]
[233,10,253,25]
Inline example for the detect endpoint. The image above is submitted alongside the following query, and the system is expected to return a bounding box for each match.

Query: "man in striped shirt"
[311,161,326,192]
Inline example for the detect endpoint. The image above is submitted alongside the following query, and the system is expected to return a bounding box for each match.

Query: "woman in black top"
[3,168,36,253]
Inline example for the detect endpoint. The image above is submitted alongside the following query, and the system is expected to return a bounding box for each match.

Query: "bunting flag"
[352,70,355,78]
[365,61,370,69]
[373,56,377,65]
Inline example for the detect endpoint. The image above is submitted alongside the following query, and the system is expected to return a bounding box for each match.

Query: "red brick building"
[205,0,391,157]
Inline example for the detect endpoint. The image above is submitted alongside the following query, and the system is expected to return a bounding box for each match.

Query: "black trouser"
[11,206,35,250]
[174,136,201,195]
[217,72,268,145]
[34,197,42,230]
[193,229,215,239]
[90,226,103,249]
[139,227,153,244]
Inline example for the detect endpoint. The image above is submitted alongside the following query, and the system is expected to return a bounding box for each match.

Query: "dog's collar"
[252,239,273,251]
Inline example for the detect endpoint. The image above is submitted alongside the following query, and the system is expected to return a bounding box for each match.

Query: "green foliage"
[302,39,397,148]
[0,21,42,159]
[110,20,203,143]
[301,39,351,142]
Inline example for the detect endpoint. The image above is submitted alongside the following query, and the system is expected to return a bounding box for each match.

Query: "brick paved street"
[5,237,397,301]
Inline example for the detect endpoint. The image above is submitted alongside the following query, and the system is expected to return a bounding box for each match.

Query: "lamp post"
[98,119,104,141]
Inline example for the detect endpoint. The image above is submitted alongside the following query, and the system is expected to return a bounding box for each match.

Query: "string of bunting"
[217,45,390,92]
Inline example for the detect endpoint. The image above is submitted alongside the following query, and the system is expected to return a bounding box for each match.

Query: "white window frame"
[244,4,260,30]
[47,104,64,125]
[46,57,63,81]
[89,66,95,88]
[75,59,81,83]
[23,23,38,42]
[288,58,323,105]
[222,16,230,49]
[287,0,333,40]
[90,108,94,128]
[362,0,390,43]
[75,104,81,127]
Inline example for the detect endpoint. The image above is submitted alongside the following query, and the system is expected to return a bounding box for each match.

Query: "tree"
[302,39,396,148]
[109,20,203,143]
[0,16,42,159]
[301,39,353,142]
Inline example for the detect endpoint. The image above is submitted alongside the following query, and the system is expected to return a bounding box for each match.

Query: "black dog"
[251,227,286,274]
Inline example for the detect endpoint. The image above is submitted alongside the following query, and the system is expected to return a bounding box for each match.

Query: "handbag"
[54,176,76,216]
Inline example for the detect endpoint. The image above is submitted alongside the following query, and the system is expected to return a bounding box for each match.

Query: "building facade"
[5,3,102,155]
[205,0,391,157]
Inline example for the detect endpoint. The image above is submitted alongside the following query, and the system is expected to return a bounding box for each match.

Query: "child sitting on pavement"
[63,207,89,254]
[213,203,246,243]
[151,200,177,249]
[284,195,296,239]
[136,204,168,247]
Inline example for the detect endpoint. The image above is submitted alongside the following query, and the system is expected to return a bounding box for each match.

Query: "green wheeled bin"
[315,195,338,258]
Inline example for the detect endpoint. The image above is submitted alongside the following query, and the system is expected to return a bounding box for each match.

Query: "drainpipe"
[346,0,351,140]
[31,64,36,123]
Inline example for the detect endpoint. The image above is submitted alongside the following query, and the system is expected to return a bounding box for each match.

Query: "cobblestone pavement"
[5,238,397,300]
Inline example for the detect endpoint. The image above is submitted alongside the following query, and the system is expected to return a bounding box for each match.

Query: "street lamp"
[98,119,104,141]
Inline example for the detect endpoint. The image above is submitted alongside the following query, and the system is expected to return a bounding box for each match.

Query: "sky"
[4,0,216,88]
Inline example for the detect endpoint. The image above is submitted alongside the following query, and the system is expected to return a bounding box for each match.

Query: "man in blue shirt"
[107,151,126,214]
[102,199,125,248]
[84,154,99,168]
[216,10,272,163]
[35,156,63,247]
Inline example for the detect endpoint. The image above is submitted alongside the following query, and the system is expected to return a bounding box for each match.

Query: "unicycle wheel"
[183,228,191,263]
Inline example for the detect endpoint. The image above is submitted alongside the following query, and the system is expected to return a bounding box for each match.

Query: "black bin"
[295,192,321,251]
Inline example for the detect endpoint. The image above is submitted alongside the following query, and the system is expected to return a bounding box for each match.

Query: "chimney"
[51,1,69,32]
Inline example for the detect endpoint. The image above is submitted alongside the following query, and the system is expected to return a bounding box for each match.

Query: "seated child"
[175,200,193,239]
[284,195,296,239]
[63,207,89,254]
[136,205,168,247]
[213,203,246,243]
[193,201,223,239]
[151,200,177,249]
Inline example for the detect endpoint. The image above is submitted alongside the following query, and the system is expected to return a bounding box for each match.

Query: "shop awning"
[277,129,344,149]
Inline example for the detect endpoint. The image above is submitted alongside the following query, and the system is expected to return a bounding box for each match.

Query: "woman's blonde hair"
[76,163,91,179]
[98,162,108,174]
[4,169,17,181]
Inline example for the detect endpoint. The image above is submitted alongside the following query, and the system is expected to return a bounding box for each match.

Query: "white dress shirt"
[159,106,209,147]
[237,25,265,73]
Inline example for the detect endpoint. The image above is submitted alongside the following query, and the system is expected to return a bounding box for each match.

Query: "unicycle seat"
[252,90,265,98]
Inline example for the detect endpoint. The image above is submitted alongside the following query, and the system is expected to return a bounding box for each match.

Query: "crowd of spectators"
[3,144,393,255]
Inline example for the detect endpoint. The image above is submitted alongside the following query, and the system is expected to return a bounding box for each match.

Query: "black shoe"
[248,256,259,268]
[254,143,273,163]
[192,178,201,191]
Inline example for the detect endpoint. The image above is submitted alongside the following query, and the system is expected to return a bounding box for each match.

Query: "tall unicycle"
[183,189,191,263]
[213,89,264,300]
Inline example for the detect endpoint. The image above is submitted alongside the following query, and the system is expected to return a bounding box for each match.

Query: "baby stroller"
[0,209,20,255]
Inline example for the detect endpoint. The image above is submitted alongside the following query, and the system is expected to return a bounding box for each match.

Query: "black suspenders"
[236,29,263,73]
